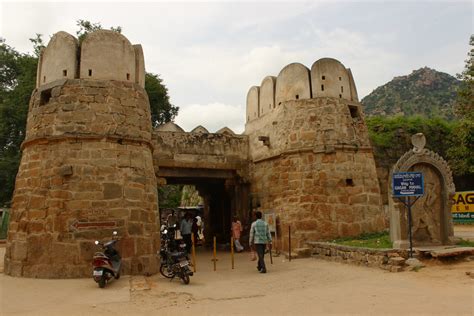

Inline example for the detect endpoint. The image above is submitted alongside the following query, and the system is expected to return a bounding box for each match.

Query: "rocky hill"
[361,67,460,119]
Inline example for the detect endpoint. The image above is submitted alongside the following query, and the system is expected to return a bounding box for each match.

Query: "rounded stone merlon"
[311,58,352,101]
[191,125,209,134]
[346,68,359,102]
[80,30,136,83]
[259,76,276,117]
[246,86,260,122]
[155,122,185,132]
[133,45,146,88]
[275,63,311,106]
[216,127,235,135]
[37,31,79,88]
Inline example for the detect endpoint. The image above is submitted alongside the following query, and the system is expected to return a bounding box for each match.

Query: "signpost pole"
[406,196,413,258]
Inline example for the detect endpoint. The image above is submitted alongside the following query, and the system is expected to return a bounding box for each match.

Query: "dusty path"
[1,247,473,316]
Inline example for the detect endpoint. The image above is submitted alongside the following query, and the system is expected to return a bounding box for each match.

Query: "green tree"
[447,35,474,178]
[0,39,37,206]
[367,115,456,165]
[158,185,183,209]
[454,35,474,120]
[146,73,178,127]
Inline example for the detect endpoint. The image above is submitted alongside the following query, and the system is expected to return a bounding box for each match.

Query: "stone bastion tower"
[245,59,385,250]
[5,30,158,277]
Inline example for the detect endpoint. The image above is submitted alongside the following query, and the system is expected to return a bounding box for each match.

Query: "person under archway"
[232,216,244,252]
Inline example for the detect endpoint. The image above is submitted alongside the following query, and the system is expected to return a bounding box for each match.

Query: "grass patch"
[456,239,474,247]
[333,231,392,249]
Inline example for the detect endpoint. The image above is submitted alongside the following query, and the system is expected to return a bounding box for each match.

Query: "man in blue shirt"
[249,211,272,273]
[180,213,193,253]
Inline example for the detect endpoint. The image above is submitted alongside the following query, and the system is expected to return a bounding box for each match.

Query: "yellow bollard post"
[213,236,217,271]
[191,234,196,273]
[231,237,234,269]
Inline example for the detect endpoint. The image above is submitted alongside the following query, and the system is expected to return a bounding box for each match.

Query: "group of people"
[166,211,203,254]
[166,210,273,274]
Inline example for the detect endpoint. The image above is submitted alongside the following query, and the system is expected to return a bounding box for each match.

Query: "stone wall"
[152,130,249,173]
[307,241,408,272]
[246,98,385,249]
[5,79,158,278]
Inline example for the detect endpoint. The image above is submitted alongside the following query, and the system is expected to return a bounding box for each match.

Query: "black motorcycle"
[159,225,193,284]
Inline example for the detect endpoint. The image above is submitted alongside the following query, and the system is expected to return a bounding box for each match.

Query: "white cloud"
[174,102,246,134]
[1,0,470,121]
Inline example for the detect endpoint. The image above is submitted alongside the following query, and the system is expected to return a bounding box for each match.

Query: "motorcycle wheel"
[159,264,174,278]
[181,272,190,285]
[98,275,107,288]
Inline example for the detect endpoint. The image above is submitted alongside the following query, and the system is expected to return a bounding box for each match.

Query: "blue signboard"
[392,172,424,197]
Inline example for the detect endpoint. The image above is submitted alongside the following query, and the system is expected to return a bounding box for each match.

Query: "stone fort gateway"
[6,30,445,278]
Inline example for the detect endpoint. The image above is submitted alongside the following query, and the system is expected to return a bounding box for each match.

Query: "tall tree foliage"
[0,39,37,206]
[366,115,456,165]
[146,73,178,127]
[447,35,474,177]
[0,20,178,206]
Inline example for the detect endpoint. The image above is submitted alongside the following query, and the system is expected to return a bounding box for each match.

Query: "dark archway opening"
[157,167,250,248]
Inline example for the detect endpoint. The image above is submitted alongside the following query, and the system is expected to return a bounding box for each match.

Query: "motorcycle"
[159,224,193,284]
[92,231,122,288]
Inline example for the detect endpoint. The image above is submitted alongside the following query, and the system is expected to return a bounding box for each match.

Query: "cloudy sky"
[1,0,472,133]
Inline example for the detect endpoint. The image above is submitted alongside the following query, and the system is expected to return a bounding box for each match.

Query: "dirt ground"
[1,226,473,316]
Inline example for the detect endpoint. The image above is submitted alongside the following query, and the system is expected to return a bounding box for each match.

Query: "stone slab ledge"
[306,241,408,272]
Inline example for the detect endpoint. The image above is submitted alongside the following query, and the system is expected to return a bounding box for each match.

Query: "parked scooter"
[159,225,193,284]
[92,231,122,288]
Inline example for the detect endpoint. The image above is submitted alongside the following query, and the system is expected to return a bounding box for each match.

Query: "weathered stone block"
[103,183,123,199]
[11,241,28,261]
[388,257,406,266]
[128,222,143,235]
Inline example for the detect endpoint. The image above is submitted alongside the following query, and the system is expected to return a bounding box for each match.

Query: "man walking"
[180,213,193,254]
[249,211,272,273]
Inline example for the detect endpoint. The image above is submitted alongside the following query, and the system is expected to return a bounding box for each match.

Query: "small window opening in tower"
[341,86,344,93]
[322,75,326,80]
[126,73,130,80]
[321,84,324,91]
[39,88,52,106]
[346,178,354,186]
[339,76,342,81]
[63,70,67,77]
[43,76,46,83]
[247,116,250,121]
[348,105,359,118]
[88,69,92,76]
[295,94,299,99]
[339,94,342,98]
[278,102,281,106]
